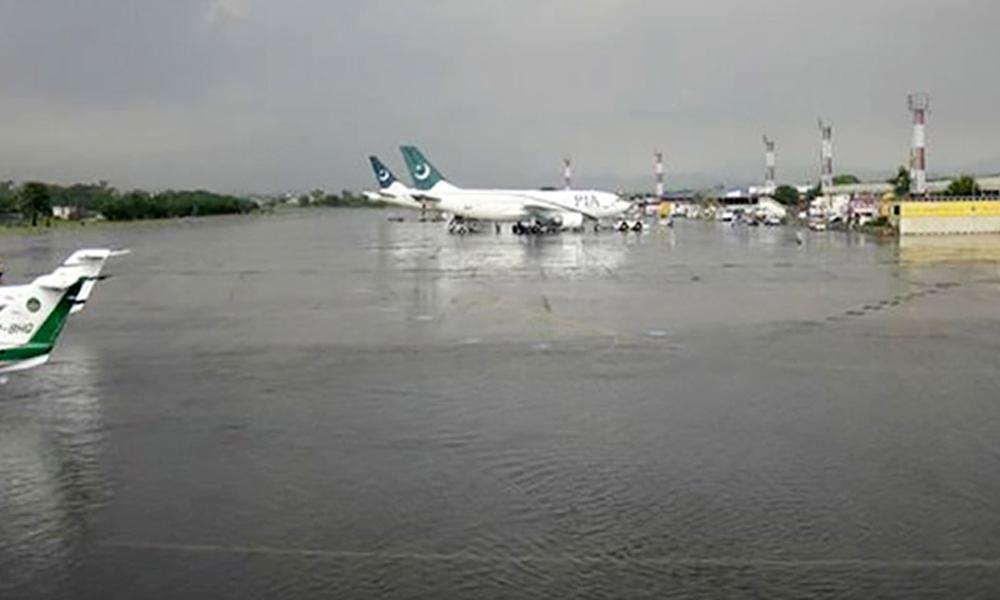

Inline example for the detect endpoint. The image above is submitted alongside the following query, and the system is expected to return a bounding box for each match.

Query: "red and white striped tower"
[763,135,776,193]
[563,156,572,190]
[818,119,833,192]
[655,150,664,198]
[908,93,929,195]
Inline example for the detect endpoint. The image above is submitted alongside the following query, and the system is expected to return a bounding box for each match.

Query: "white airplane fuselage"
[395,145,634,228]
[417,183,631,225]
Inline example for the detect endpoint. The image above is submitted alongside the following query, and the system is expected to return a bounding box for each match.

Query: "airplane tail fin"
[368,155,398,189]
[399,145,450,191]
[0,249,128,354]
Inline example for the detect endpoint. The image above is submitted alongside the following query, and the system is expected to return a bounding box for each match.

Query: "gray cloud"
[1,0,998,192]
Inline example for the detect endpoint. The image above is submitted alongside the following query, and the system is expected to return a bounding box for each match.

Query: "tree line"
[295,188,383,207]
[765,169,992,207]
[0,180,258,224]
[888,168,991,197]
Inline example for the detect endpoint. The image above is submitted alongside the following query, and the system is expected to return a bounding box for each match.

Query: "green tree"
[889,166,911,197]
[60,181,117,213]
[772,185,800,206]
[804,183,822,202]
[944,175,980,196]
[832,174,861,185]
[18,182,52,226]
[0,180,16,213]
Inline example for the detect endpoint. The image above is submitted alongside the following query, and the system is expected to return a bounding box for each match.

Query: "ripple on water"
[0,362,107,598]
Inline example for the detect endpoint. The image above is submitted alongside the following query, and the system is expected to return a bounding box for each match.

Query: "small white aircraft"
[0,249,128,374]
[398,145,636,234]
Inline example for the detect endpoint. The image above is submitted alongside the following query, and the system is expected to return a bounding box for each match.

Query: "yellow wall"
[899,200,1000,218]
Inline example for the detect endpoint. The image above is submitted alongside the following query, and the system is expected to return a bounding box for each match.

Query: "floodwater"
[3,209,1000,599]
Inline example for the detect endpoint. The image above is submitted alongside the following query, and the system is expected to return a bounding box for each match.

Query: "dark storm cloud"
[1,0,998,192]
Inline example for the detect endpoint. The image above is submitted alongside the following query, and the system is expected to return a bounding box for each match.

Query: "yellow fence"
[900,200,1000,218]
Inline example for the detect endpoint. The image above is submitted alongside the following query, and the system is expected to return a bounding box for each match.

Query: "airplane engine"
[556,212,584,230]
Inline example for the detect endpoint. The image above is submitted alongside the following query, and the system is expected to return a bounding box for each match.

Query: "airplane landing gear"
[512,220,559,236]
[615,219,645,233]
[447,217,474,235]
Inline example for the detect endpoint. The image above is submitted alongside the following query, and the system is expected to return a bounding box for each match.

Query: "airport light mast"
[908,93,929,195]
[655,150,664,198]
[763,135,776,194]
[563,157,572,190]
[818,119,834,193]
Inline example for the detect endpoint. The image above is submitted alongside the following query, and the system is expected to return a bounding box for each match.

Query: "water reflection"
[898,235,1000,266]
[0,344,106,596]
[374,222,629,280]
[367,221,632,330]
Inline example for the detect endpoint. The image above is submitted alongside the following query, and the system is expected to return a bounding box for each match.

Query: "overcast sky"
[1,0,998,192]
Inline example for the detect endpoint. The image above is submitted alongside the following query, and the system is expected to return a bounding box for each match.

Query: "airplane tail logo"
[399,145,446,190]
[368,156,396,188]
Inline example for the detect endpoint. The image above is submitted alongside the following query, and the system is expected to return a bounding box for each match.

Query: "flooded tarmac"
[3,209,1000,598]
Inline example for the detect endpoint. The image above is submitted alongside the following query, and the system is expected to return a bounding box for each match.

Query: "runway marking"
[99,541,1000,569]
[740,356,1000,375]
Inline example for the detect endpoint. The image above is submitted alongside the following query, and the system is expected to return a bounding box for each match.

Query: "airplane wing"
[522,201,598,221]
[364,190,406,200]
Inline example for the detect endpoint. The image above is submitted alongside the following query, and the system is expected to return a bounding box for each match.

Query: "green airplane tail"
[399,145,448,190]
[0,280,83,363]
[29,279,85,348]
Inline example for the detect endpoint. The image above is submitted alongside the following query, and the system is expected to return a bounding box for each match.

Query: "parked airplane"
[0,249,128,374]
[398,145,636,234]
[362,155,428,211]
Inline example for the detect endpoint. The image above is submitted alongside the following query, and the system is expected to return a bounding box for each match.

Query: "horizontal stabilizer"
[34,248,129,289]
[35,272,83,290]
